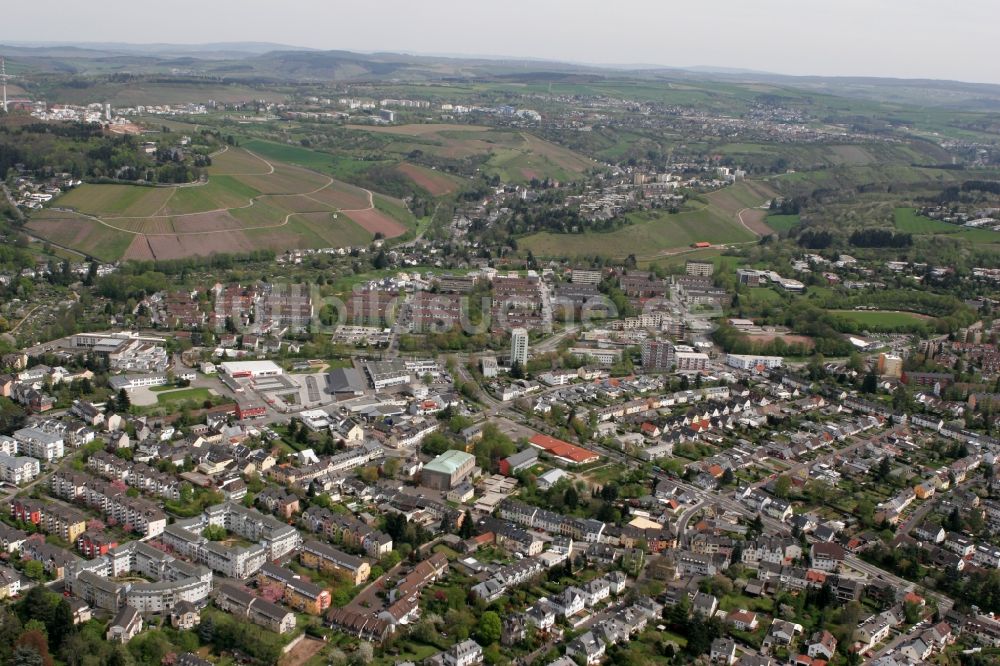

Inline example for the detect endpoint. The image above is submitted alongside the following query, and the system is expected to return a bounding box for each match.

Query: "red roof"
[528,434,600,464]
[805,570,827,584]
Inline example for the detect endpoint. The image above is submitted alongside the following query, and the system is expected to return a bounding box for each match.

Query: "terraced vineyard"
[25,146,415,262]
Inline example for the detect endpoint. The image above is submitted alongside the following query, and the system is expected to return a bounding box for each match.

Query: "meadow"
[829,309,934,330]
[894,207,1000,243]
[344,124,594,183]
[520,197,756,260]
[765,214,801,233]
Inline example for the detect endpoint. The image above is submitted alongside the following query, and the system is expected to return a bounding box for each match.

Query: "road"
[449,327,959,619]
[677,499,706,548]
[844,554,952,614]
[3,440,91,504]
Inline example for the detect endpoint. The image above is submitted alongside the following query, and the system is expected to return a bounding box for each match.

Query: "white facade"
[510,328,529,367]
[726,354,784,371]
[480,356,499,379]
[219,360,283,379]
[13,427,65,462]
[0,453,40,484]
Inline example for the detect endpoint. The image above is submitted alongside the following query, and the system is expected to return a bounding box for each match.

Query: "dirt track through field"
[59,151,378,237]
[52,147,398,260]
[737,207,775,235]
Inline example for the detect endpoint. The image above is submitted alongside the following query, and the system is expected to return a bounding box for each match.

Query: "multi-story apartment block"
[12,426,64,462]
[299,540,371,585]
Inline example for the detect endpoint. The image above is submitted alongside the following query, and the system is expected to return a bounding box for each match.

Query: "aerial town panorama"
[0,6,999,666]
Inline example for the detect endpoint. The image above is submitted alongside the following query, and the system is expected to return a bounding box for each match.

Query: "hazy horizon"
[3,0,998,85]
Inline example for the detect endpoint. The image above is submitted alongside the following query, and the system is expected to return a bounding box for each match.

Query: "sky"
[3,0,998,84]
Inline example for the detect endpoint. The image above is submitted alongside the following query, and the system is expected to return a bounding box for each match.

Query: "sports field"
[26,147,413,261]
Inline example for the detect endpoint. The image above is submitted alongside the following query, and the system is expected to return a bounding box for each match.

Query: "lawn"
[742,288,785,305]
[373,642,439,666]
[584,463,628,485]
[156,387,213,406]
[829,309,933,329]
[893,207,960,234]
[894,207,1000,243]
[432,544,461,560]
[520,202,755,260]
[766,214,801,233]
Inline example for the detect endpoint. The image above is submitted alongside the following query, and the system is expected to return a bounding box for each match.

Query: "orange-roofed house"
[794,657,827,666]
[904,591,925,607]
[641,423,661,438]
[726,609,759,632]
[805,570,827,586]
[527,434,600,466]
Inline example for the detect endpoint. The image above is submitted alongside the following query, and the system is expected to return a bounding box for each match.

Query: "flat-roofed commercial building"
[421,450,477,491]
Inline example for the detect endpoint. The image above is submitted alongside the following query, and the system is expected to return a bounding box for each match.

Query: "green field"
[894,207,1000,243]
[57,185,174,218]
[766,214,801,233]
[743,288,786,305]
[343,124,594,183]
[241,139,392,181]
[24,211,134,262]
[155,387,213,405]
[830,309,933,329]
[25,147,410,261]
[520,201,755,260]
[893,208,958,234]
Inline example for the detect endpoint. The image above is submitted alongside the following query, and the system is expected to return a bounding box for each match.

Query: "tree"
[564,486,579,510]
[12,646,45,666]
[477,611,502,645]
[22,560,44,581]
[382,457,401,479]
[14,629,52,666]
[903,600,922,624]
[201,525,227,541]
[459,510,475,539]
[116,388,131,413]
[874,456,892,483]
[945,506,963,532]
[47,600,72,651]
[773,475,792,499]
[862,370,878,394]
[721,468,736,486]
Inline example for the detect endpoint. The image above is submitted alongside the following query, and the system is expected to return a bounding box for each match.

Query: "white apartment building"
[12,427,65,462]
[0,453,40,484]
[510,328,529,367]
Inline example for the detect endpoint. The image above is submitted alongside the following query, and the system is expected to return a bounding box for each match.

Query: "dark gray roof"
[327,368,367,394]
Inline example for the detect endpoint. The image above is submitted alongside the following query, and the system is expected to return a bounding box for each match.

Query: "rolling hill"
[26,146,414,262]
